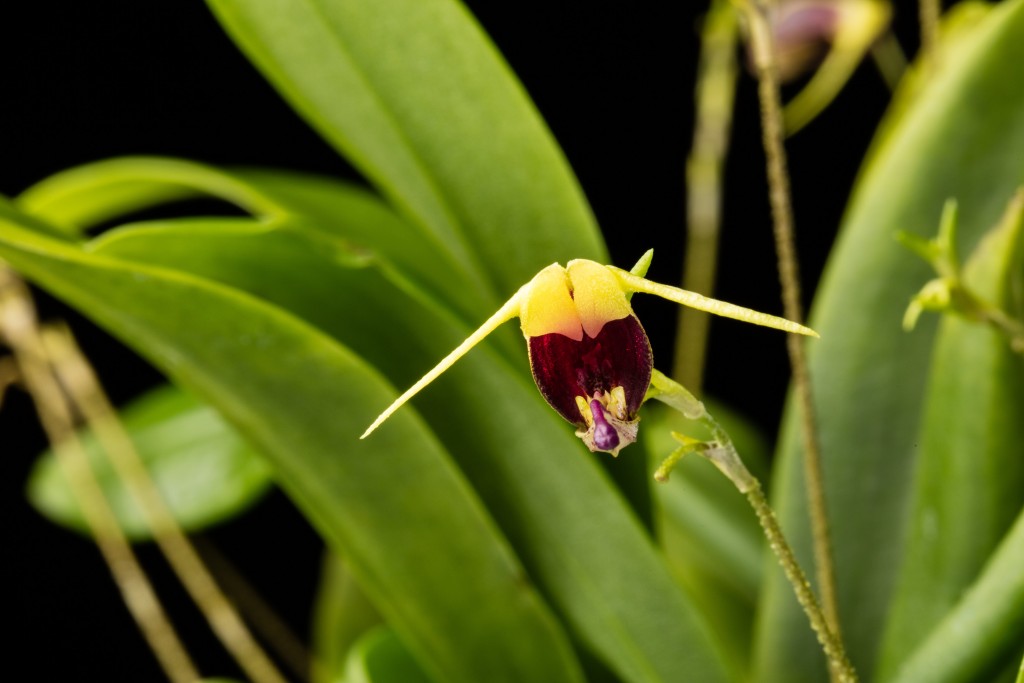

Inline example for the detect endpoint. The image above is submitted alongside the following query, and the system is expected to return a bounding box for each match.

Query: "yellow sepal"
[519,264,583,341]
[566,260,634,338]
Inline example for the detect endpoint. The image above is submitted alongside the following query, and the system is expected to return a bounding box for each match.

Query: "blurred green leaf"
[753,1,1024,680]
[0,213,584,683]
[27,384,273,540]
[878,192,1024,680]
[0,196,73,240]
[89,216,734,683]
[313,554,382,683]
[204,0,607,298]
[343,628,436,683]
[889,507,1024,683]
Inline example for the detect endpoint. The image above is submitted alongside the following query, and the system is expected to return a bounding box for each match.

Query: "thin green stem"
[743,484,858,683]
[647,370,858,683]
[919,0,942,62]
[735,0,843,663]
[673,0,740,392]
[870,30,908,92]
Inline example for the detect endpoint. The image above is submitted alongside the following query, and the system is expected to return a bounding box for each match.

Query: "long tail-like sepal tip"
[359,291,524,440]
[360,417,386,440]
[611,268,820,338]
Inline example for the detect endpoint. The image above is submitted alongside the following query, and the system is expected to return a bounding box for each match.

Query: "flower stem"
[743,482,858,683]
[734,0,844,664]
[919,0,942,62]
[673,0,740,393]
[647,370,859,683]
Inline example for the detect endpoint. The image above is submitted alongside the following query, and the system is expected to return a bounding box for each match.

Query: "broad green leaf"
[0,215,584,683]
[313,554,382,683]
[890,507,1024,683]
[88,217,734,683]
[27,384,273,540]
[753,2,1024,680]
[343,628,435,683]
[204,0,607,297]
[877,194,1024,678]
[17,157,494,324]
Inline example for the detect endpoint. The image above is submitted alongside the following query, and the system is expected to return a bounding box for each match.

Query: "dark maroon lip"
[527,315,653,426]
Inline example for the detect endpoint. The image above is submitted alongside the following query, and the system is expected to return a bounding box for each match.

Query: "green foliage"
[342,628,436,683]
[879,191,1024,682]
[754,1,1024,681]
[4,0,1023,681]
[27,384,272,540]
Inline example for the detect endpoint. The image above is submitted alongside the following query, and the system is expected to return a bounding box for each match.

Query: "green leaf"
[17,157,495,324]
[204,0,607,297]
[889,507,1024,683]
[87,216,734,683]
[313,554,382,683]
[877,192,1024,679]
[753,1,1024,680]
[0,195,72,240]
[343,628,436,683]
[17,156,279,234]
[0,214,584,683]
[27,384,273,540]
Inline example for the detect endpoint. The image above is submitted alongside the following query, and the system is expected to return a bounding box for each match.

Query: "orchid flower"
[362,251,817,455]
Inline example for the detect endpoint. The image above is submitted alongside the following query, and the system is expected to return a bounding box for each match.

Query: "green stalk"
[732,1,844,664]
[647,370,859,683]
[673,0,740,393]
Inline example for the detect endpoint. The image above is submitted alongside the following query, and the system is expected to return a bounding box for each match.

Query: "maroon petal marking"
[528,315,653,425]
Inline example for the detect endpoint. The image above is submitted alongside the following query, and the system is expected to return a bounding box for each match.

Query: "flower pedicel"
[362,251,817,455]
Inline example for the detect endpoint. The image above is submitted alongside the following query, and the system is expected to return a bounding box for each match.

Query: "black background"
[2,2,917,680]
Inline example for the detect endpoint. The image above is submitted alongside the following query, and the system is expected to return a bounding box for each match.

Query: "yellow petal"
[566,260,633,338]
[520,264,583,341]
